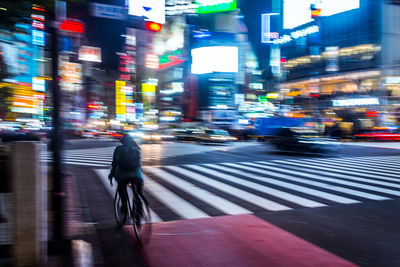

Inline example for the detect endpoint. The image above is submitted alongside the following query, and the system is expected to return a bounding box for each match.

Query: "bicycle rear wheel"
[132,195,152,245]
[114,190,127,228]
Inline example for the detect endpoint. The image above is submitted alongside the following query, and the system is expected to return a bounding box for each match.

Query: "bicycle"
[114,182,152,245]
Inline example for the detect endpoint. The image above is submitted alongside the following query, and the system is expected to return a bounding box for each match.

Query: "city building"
[275,0,400,134]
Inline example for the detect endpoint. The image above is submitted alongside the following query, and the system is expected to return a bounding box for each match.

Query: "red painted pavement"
[124,214,358,267]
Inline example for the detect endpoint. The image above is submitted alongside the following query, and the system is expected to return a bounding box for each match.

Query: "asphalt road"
[66,140,400,267]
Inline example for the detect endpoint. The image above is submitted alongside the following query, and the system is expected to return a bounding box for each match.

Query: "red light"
[146,22,162,32]
[309,93,320,98]
[280,58,287,63]
[88,104,100,110]
[366,111,378,117]
[59,20,84,33]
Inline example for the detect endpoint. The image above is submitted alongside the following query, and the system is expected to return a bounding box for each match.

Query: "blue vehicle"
[253,117,305,140]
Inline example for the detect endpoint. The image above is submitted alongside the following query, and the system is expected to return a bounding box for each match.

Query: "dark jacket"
[109,134,143,182]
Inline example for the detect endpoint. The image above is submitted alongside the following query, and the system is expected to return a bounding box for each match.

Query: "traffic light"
[145,21,162,32]
[128,18,162,32]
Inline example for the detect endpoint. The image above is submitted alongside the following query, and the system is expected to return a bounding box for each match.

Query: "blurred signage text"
[90,3,126,20]
[332,98,379,107]
[274,25,319,45]
[128,0,166,24]
[79,46,102,62]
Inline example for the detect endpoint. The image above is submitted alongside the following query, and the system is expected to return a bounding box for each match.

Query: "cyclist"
[108,134,145,222]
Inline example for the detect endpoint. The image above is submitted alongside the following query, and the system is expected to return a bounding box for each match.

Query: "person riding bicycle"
[108,134,145,222]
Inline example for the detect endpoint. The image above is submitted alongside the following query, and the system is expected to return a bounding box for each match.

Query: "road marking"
[223,162,386,202]
[292,158,400,179]
[192,164,325,208]
[275,160,400,188]
[143,174,209,220]
[143,167,251,215]
[303,157,400,176]
[165,166,291,211]
[211,163,361,204]
[248,161,398,198]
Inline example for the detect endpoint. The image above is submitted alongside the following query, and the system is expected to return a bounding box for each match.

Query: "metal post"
[50,16,64,241]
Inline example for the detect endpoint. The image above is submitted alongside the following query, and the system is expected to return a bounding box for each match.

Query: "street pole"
[50,11,64,241]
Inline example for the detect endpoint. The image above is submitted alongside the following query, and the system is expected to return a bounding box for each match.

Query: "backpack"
[118,145,141,172]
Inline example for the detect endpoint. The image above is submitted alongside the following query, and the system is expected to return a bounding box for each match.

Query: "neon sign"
[159,50,184,69]
[261,13,279,43]
[274,25,319,45]
[196,0,236,14]
[332,98,379,107]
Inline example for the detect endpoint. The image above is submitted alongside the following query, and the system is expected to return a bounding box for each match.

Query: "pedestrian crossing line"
[58,157,111,165]
[94,169,162,223]
[276,155,400,167]
[165,166,291,211]
[42,160,108,167]
[276,160,400,188]
[248,161,399,198]
[208,163,362,204]
[59,155,113,160]
[142,173,209,220]
[143,167,252,215]
[275,160,400,187]
[223,162,389,201]
[304,157,400,176]
[294,158,400,179]
[332,156,400,166]
[189,165,326,208]
[343,158,400,169]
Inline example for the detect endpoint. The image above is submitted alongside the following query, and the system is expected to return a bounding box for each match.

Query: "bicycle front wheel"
[114,190,127,228]
[132,195,152,245]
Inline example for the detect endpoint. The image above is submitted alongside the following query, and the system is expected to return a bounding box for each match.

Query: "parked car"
[270,127,341,153]
[198,129,237,143]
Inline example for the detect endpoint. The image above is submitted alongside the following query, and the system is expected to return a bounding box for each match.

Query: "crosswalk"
[95,155,400,223]
[42,142,259,167]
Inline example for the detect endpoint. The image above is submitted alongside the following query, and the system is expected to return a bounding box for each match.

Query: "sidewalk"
[47,172,105,266]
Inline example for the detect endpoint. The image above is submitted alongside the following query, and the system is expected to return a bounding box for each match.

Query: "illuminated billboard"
[191,46,238,74]
[79,46,101,62]
[128,0,165,24]
[196,0,236,14]
[59,61,82,91]
[115,80,127,117]
[142,80,157,107]
[283,0,360,29]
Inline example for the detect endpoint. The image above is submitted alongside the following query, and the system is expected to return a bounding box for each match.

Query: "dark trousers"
[117,178,144,216]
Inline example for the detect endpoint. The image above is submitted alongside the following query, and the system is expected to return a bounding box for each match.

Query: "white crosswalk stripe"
[284,159,400,181]
[268,161,400,190]
[42,143,260,167]
[144,167,251,215]
[93,155,400,223]
[302,157,400,176]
